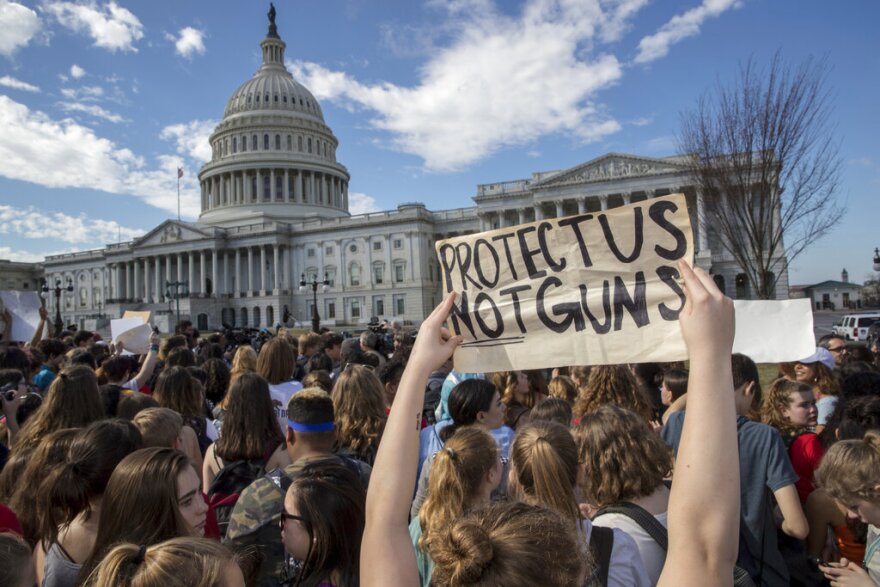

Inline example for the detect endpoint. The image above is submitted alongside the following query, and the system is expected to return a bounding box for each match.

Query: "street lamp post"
[165,280,190,331]
[299,273,329,333]
[41,279,73,336]
[873,247,880,272]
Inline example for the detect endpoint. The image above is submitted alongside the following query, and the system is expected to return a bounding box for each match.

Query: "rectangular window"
[327,301,336,319]
[325,246,334,256]
[376,299,384,316]
[307,249,315,258]
[393,239,403,249]
[394,264,405,283]
[373,266,383,284]
[326,269,336,287]
[395,296,405,316]
[351,301,360,319]
[373,241,382,251]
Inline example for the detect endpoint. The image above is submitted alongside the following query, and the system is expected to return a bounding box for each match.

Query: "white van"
[834,312,880,341]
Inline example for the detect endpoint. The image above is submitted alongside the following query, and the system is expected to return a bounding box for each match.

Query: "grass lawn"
[757,363,781,390]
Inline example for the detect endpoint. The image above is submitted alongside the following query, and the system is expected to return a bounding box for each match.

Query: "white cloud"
[58,101,124,123]
[0,95,201,217]
[0,246,71,263]
[288,1,627,171]
[160,119,216,163]
[171,26,205,59]
[0,204,144,243]
[0,0,41,57]
[348,192,380,215]
[45,1,144,52]
[634,0,740,64]
[0,75,39,92]
[630,116,653,127]
[60,85,104,101]
[70,64,86,78]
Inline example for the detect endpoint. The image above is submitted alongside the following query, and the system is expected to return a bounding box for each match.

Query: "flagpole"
[177,173,181,221]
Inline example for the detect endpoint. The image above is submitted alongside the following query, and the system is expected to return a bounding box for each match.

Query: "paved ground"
[812,310,847,342]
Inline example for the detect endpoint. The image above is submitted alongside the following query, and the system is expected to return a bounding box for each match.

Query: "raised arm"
[659,261,739,587]
[28,306,49,348]
[361,294,461,587]
[130,332,161,390]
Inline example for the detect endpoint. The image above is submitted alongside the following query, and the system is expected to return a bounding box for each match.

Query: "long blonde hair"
[331,364,386,464]
[419,427,498,555]
[84,537,239,586]
[509,421,580,523]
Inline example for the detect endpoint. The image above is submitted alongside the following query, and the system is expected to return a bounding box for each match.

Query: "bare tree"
[678,52,843,299]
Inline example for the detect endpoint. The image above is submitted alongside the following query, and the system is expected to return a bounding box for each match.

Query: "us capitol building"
[2,9,789,333]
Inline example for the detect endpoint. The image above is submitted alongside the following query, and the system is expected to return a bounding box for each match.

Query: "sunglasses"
[827,346,847,353]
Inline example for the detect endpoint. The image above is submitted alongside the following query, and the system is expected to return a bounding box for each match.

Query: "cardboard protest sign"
[123,310,152,323]
[436,194,694,372]
[0,291,46,342]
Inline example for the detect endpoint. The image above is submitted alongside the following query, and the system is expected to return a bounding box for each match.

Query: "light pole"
[41,279,73,336]
[299,273,329,333]
[873,248,880,272]
[165,280,190,331]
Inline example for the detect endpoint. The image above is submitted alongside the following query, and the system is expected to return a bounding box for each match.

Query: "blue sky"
[0,0,876,287]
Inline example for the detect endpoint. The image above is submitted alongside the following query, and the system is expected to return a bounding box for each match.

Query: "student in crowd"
[13,365,105,452]
[794,347,839,431]
[257,337,303,433]
[660,368,688,409]
[410,426,502,586]
[662,353,809,586]
[529,396,573,427]
[331,364,386,466]
[34,420,143,586]
[497,370,548,430]
[281,462,366,587]
[153,366,215,461]
[547,374,578,405]
[377,358,406,411]
[412,379,511,519]
[202,372,289,492]
[76,447,209,583]
[577,405,673,584]
[83,537,245,587]
[815,431,880,585]
[229,345,258,386]
[32,338,67,392]
[761,378,824,503]
[302,369,333,393]
[226,388,371,585]
[510,420,650,586]
[3,428,79,546]
[202,357,231,411]
[818,333,849,366]
[360,262,744,587]
[574,365,654,425]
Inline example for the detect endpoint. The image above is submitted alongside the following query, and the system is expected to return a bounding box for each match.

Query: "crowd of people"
[1,262,880,586]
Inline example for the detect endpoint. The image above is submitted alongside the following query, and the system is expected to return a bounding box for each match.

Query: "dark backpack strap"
[595,502,669,551]
[588,525,614,587]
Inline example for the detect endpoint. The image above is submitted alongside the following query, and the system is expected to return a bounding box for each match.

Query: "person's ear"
[286,428,295,445]
[173,434,183,450]
[743,381,756,398]
[475,410,488,424]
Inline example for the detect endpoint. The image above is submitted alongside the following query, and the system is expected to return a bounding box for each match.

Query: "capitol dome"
[197,8,350,228]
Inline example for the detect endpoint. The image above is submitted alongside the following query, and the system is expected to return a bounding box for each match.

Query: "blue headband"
[287,420,335,432]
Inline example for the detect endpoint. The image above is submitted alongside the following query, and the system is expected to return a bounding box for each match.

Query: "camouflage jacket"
[224,454,372,586]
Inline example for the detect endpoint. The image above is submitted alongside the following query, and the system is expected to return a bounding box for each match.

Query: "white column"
[600,195,608,210]
[260,245,267,293]
[282,246,289,290]
[257,170,263,201]
[273,245,280,292]
[165,254,172,285]
[224,250,231,294]
[143,258,150,302]
[577,199,586,214]
[200,251,207,294]
[270,169,276,201]
[212,250,219,296]
[294,171,303,203]
[247,247,254,294]
[534,204,543,220]
[154,256,161,303]
[696,190,709,252]
[555,200,564,218]
[518,210,526,224]
[188,252,195,292]
[408,232,415,280]
[177,253,184,284]
[235,249,241,297]
[622,192,632,206]
[283,170,290,202]
[125,262,131,299]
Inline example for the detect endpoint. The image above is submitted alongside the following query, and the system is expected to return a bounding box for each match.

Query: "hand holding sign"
[676,260,735,359]
[408,293,463,377]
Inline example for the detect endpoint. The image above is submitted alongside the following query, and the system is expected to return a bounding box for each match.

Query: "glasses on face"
[280,508,306,529]
[827,346,847,354]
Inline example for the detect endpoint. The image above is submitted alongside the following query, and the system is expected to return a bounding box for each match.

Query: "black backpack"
[586,525,614,587]
[207,458,269,539]
[595,502,756,587]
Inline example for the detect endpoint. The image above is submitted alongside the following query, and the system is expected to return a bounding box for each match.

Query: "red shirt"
[788,433,825,503]
[0,503,23,536]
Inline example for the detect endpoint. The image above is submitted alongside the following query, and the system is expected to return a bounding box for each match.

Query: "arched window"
[349,263,361,286]
[713,275,726,295]
[287,135,292,150]
[275,174,283,201]
[264,134,269,150]
[307,138,312,153]
[241,135,247,152]
[267,305,275,326]
[232,137,237,153]
[735,274,748,299]
[252,135,258,150]
[241,307,249,327]
[297,136,303,151]
[275,134,281,150]
[263,174,271,201]
[253,306,262,328]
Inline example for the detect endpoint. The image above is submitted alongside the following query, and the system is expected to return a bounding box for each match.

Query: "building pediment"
[532,153,687,189]
[133,220,219,248]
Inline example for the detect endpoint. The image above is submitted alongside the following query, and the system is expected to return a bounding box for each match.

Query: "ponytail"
[510,421,580,522]
[419,427,498,555]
